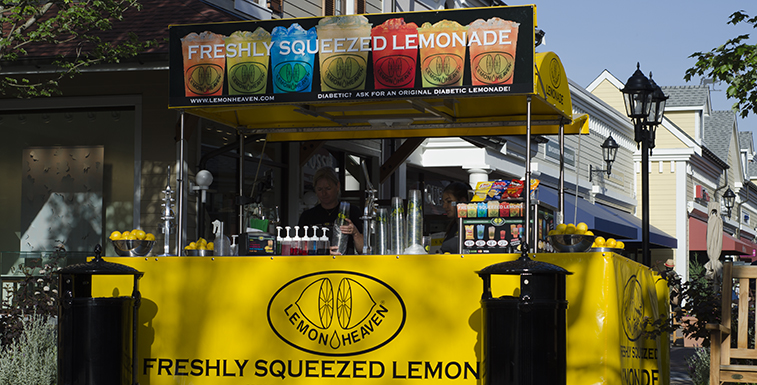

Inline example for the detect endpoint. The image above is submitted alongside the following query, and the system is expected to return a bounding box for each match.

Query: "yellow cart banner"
[94,252,670,385]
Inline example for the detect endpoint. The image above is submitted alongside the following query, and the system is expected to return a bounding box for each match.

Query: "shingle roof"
[661,85,710,108]
[703,110,737,164]
[8,0,242,59]
[740,131,754,152]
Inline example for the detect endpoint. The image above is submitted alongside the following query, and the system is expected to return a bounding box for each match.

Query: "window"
[323,0,365,15]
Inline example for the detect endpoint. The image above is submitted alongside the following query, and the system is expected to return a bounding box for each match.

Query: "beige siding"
[284,0,321,18]
[654,124,687,149]
[590,80,625,116]
[638,161,678,239]
[663,111,696,138]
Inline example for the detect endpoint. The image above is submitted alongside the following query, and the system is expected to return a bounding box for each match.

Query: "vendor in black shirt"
[298,167,364,255]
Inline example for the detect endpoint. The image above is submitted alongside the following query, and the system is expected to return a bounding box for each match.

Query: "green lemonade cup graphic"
[418,20,468,88]
[468,17,519,85]
[317,15,372,92]
[271,23,317,93]
[225,28,272,95]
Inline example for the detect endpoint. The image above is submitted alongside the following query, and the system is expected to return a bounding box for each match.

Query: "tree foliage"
[684,11,757,119]
[1,0,157,98]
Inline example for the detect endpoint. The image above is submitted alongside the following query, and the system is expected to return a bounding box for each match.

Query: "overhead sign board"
[168,6,536,108]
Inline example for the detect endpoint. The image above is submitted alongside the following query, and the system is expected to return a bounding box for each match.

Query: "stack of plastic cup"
[334,201,351,255]
[390,197,405,254]
[404,190,425,254]
[375,207,389,255]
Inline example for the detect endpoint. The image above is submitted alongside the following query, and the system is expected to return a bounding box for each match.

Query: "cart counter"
[95,252,671,385]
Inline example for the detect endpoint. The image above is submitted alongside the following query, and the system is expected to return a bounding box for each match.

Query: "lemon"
[606,238,617,248]
[109,231,121,241]
[548,229,557,236]
[594,236,606,247]
[575,229,586,235]
[133,229,146,240]
[144,233,155,241]
[125,232,138,240]
[120,231,130,240]
[585,230,594,236]
[564,223,576,234]
[186,242,197,250]
[616,241,625,249]
[207,242,214,250]
[576,222,588,232]
[556,223,567,234]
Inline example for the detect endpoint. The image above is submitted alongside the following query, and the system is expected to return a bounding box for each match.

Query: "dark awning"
[536,187,637,240]
[602,206,677,249]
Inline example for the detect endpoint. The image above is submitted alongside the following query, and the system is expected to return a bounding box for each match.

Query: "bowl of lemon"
[547,222,595,253]
[588,236,626,254]
[109,229,156,256]
[184,238,214,256]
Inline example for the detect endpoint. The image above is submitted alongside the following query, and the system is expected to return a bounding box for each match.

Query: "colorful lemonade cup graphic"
[468,17,519,86]
[225,28,272,95]
[418,20,468,88]
[371,18,418,89]
[271,24,317,93]
[181,31,227,97]
[317,15,372,92]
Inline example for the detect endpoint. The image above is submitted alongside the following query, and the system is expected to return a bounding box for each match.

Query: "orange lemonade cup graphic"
[317,15,372,92]
[468,18,519,85]
[181,31,226,97]
[371,18,419,89]
[418,20,468,88]
[225,28,272,95]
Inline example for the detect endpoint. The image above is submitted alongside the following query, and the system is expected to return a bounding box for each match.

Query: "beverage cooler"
[458,198,556,254]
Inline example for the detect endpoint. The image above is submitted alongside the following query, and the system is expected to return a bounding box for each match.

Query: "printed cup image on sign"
[371,18,419,89]
[271,23,317,93]
[418,20,468,88]
[181,31,226,96]
[468,17,519,86]
[225,28,271,95]
[268,271,406,356]
[317,15,372,92]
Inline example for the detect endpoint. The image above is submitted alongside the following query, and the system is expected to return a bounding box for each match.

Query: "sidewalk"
[670,346,696,385]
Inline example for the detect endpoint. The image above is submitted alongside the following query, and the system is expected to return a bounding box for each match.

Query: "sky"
[521,0,757,137]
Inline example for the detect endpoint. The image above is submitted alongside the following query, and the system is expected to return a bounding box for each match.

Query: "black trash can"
[477,255,571,385]
[56,244,144,385]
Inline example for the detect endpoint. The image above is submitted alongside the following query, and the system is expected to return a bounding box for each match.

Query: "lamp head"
[621,63,654,122]
[196,170,213,188]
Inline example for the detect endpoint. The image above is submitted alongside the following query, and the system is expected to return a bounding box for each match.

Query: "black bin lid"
[57,244,144,277]
[477,255,571,277]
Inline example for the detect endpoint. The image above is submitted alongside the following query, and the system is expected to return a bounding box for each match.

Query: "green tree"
[1,0,157,98]
[684,11,757,119]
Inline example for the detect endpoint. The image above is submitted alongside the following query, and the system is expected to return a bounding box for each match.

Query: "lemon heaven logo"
[375,55,415,88]
[471,52,514,85]
[421,54,464,87]
[321,55,367,90]
[268,271,406,356]
[228,62,268,94]
[622,275,644,342]
[186,64,224,95]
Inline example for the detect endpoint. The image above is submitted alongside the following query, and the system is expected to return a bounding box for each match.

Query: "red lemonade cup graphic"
[418,20,468,88]
[181,31,227,97]
[468,17,519,86]
[371,18,419,89]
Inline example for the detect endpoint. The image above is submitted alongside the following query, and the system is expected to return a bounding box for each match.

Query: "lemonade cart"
[94,5,671,385]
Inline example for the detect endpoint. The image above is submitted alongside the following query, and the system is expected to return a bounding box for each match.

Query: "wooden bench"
[708,261,757,384]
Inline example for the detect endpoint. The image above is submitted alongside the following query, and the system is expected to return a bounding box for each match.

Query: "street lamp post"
[621,64,668,266]
[723,188,736,219]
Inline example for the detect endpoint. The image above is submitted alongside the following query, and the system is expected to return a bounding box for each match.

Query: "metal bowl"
[184,249,213,256]
[112,240,155,257]
[547,234,596,253]
[588,247,626,256]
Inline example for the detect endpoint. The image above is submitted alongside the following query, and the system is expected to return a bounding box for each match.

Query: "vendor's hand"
[340,218,360,237]
[329,245,341,255]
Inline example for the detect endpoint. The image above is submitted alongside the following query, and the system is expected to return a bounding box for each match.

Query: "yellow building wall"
[662,111,696,139]
[590,80,626,116]
[654,124,687,149]
[649,162,678,239]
